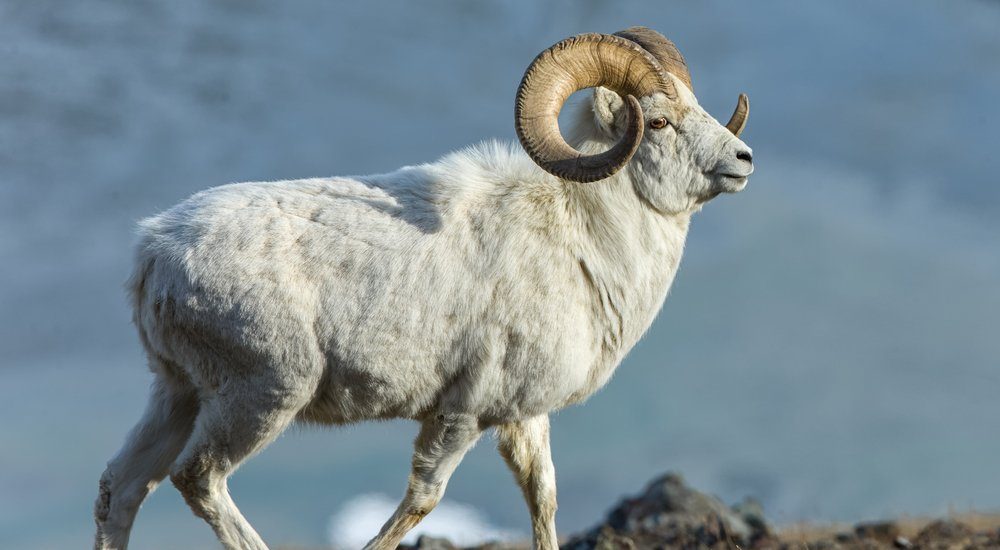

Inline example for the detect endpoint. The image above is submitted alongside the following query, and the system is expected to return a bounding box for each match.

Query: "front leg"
[497,415,558,550]
[364,413,482,550]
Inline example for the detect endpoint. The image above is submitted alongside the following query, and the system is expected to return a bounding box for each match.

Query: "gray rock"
[620,473,748,534]
[562,472,771,549]
[914,519,975,546]
[854,520,900,543]
[402,535,459,550]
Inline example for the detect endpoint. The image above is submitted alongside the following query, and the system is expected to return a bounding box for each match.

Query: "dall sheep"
[93,27,753,550]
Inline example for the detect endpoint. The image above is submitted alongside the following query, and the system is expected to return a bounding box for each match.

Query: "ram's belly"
[301,330,459,425]
[297,364,444,425]
[300,299,602,426]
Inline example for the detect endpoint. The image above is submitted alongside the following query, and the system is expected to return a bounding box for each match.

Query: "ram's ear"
[592,86,627,138]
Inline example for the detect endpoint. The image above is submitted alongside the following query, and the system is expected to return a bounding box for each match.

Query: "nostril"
[736,150,753,163]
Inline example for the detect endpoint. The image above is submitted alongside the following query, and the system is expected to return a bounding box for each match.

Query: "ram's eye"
[649,117,669,130]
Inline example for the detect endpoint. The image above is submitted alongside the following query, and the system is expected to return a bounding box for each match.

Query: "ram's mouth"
[717,172,751,182]
[706,172,750,200]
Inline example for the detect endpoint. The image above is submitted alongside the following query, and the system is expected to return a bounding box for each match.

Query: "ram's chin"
[698,177,747,204]
[719,175,748,193]
[712,176,747,196]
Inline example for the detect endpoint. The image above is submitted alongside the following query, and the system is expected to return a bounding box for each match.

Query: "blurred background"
[2,1,999,548]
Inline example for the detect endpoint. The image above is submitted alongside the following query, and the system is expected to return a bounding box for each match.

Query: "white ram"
[94,27,753,550]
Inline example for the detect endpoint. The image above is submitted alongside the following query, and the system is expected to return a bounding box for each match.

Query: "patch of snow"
[327,492,523,549]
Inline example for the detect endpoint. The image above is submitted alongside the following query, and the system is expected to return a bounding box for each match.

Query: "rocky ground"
[399,473,1000,550]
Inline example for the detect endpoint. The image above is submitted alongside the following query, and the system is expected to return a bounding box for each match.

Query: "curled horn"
[614,26,693,92]
[514,33,674,183]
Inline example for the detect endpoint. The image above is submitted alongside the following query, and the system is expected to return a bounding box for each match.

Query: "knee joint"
[94,473,113,524]
[170,460,211,502]
[405,487,443,518]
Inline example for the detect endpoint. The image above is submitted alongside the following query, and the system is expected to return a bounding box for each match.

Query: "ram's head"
[515,27,753,213]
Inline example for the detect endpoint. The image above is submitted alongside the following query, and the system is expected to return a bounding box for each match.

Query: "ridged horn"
[515,33,675,183]
[614,26,693,92]
[726,93,749,137]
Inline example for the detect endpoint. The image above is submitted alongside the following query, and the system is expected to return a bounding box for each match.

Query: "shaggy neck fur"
[555,98,692,395]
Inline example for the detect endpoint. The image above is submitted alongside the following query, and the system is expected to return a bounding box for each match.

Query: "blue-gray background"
[2,1,998,548]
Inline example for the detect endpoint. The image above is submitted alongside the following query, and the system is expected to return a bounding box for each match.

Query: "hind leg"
[364,413,483,550]
[94,373,199,550]
[169,376,314,550]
